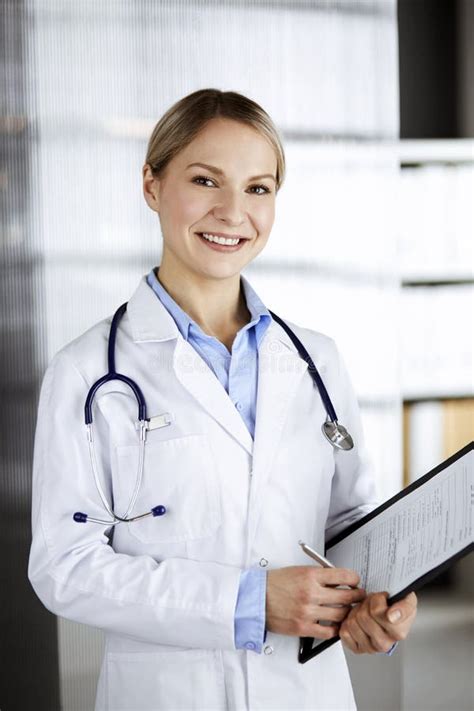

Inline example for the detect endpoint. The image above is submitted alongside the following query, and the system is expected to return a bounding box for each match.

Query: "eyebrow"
[186,162,276,183]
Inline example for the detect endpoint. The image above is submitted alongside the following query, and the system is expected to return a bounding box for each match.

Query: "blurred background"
[1,0,472,709]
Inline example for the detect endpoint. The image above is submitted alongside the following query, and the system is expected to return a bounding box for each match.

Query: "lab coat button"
[264,645,274,655]
[259,558,268,567]
[245,641,256,651]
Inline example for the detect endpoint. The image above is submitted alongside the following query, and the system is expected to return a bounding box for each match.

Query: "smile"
[201,232,240,245]
[195,232,248,252]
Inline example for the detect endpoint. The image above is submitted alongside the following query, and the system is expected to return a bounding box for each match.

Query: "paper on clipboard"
[328,444,473,599]
[298,441,473,664]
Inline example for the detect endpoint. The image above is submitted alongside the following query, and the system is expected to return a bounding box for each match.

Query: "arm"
[28,350,241,650]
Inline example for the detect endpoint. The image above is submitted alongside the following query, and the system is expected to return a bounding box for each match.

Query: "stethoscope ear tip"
[73,512,88,523]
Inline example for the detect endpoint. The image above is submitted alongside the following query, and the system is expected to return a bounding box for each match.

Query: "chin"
[198,259,246,281]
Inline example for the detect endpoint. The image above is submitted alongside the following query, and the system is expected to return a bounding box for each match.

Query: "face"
[143,117,277,282]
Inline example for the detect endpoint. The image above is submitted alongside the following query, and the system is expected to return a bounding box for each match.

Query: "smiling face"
[143,117,277,283]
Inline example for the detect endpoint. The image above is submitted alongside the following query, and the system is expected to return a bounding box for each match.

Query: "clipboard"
[299,441,474,664]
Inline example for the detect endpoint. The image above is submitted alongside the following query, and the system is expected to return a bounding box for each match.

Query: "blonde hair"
[145,88,285,192]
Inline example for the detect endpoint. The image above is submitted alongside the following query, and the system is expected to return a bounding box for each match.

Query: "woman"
[29,89,416,711]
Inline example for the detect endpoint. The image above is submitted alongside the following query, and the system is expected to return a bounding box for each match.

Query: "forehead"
[175,118,277,172]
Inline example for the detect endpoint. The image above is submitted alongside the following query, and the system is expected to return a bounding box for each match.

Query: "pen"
[298,540,357,591]
[298,540,335,568]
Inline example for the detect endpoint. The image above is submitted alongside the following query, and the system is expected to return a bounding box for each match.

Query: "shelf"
[402,279,474,287]
[399,138,474,165]
[403,395,474,404]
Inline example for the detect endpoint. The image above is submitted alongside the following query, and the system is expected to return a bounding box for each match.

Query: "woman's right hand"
[265,566,366,639]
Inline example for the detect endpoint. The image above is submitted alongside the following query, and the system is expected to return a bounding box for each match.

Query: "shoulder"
[270,314,340,364]
[46,315,113,387]
[271,316,361,426]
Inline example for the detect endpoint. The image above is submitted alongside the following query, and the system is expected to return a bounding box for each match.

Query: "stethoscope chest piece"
[322,418,354,451]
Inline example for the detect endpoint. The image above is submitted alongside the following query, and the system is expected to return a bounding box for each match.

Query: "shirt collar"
[146,268,193,341]
[146,267,272,346]
[239,272,272,348]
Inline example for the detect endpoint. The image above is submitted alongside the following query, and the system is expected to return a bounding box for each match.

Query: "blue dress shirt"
[146,267,397,657]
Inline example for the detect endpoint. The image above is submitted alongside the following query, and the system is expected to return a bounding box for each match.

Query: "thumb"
[387,591,418,623]
[387,606,402,623]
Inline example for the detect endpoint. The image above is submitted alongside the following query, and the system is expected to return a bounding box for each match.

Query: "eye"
[192,175,216,188]
[191,175,272,195]
[250,184,272,195]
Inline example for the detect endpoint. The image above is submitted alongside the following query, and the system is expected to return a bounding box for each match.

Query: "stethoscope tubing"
[84,302,147,425]
[87,304,341,429]
[268,309,338,423]
[77,301,352,526]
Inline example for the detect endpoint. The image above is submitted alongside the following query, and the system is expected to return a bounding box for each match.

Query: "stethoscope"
[74,303,354,527]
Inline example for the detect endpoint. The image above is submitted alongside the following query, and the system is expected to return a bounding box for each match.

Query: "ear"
[142,164,161,213]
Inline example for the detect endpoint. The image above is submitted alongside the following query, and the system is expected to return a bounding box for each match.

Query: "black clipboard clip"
[299,635,340,663]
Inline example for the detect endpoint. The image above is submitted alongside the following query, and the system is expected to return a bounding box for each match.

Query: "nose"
[212,189,246,226]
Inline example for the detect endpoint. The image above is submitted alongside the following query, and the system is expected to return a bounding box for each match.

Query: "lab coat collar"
[145,266,272,347]
[126,275,310,472]
[127,276,181,343]
[127,274,274,345]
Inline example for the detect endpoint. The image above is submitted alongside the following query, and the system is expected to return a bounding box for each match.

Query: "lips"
[195,232,247,252]
[197,232,248,240]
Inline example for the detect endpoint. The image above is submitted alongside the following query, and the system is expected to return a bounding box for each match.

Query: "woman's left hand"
[339,591,417,654]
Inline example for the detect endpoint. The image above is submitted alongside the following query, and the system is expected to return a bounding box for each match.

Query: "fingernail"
[388,609,402,623]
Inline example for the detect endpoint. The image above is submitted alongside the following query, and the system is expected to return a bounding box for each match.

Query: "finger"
[351,607,396,653]
[343,616,379,654]
[309,622,341,641]
[319,586,366,607]
[367,592,390,622]
[339,625,358,654]
[313,604,351,624]
[318,568,361,588]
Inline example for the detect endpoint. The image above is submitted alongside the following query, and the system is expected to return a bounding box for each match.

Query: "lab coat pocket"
[113,434,222,544]
[104,649,225,711]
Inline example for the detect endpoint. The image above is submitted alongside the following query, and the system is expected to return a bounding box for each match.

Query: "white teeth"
[201,232,240,246]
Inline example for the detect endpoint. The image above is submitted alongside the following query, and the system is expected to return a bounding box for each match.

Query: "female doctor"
[28,88,417,711]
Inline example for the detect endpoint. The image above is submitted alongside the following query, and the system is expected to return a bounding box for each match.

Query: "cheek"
[167,186,209,229]
[255,201,275,234]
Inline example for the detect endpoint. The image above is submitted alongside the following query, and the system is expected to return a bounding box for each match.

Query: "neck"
[155,259,250,340]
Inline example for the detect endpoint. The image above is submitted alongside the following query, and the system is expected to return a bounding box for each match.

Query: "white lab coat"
[28,275,379,711]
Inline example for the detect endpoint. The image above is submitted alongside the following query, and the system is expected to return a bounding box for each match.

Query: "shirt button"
[245,641,256,651]
[264,645,274,655]
[259,558,268,567]
[235,401,243,411]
